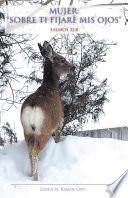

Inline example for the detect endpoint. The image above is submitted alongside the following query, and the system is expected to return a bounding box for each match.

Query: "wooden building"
[78,127,128,141]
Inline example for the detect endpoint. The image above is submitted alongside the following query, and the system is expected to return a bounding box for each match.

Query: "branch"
[123,8,128,25]
[90,3,128,8]
[0,98,20,103]
[2,76,15,110]
[41,0,55,5]
[70,0,74,6]
[58,0,61,5]
[3,34,31,60]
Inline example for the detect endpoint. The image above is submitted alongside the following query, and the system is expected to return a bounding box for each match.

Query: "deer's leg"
[31,133,51,181]
[31,149,39,181]
[54,119,64,143]
[28,149,38,179]
[24,133,35,177]
[28,139,39,181]
[54,127,61,143]
[28,147,39,180]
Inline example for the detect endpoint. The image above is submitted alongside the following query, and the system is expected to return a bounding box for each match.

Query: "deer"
[20,41,75,181]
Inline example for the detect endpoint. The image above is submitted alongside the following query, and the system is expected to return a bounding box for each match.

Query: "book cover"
[0,0,128,197]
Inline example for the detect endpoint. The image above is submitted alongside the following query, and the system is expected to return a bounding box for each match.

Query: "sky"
[1,0,128,139]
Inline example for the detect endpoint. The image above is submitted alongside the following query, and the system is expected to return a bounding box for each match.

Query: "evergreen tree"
[27,34,111,135]
[2,122,17,144]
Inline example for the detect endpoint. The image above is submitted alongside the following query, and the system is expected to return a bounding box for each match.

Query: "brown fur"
[20,41,74,180]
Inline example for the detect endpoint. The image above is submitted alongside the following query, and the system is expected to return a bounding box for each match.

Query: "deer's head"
[38,41,75,75]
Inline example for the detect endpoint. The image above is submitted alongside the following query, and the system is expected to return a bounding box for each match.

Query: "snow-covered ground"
[0,4,128,198]
[0,136,128,197]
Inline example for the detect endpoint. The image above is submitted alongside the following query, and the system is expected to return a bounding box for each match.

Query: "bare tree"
[0,0,128,7]
[0,33,34,110]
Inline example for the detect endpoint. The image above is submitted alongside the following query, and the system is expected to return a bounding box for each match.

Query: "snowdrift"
[0,136,128,197]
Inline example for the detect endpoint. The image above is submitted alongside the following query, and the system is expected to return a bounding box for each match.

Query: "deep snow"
[0,136,128,197]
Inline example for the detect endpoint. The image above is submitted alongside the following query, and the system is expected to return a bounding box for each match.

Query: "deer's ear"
[38,41,53,60]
